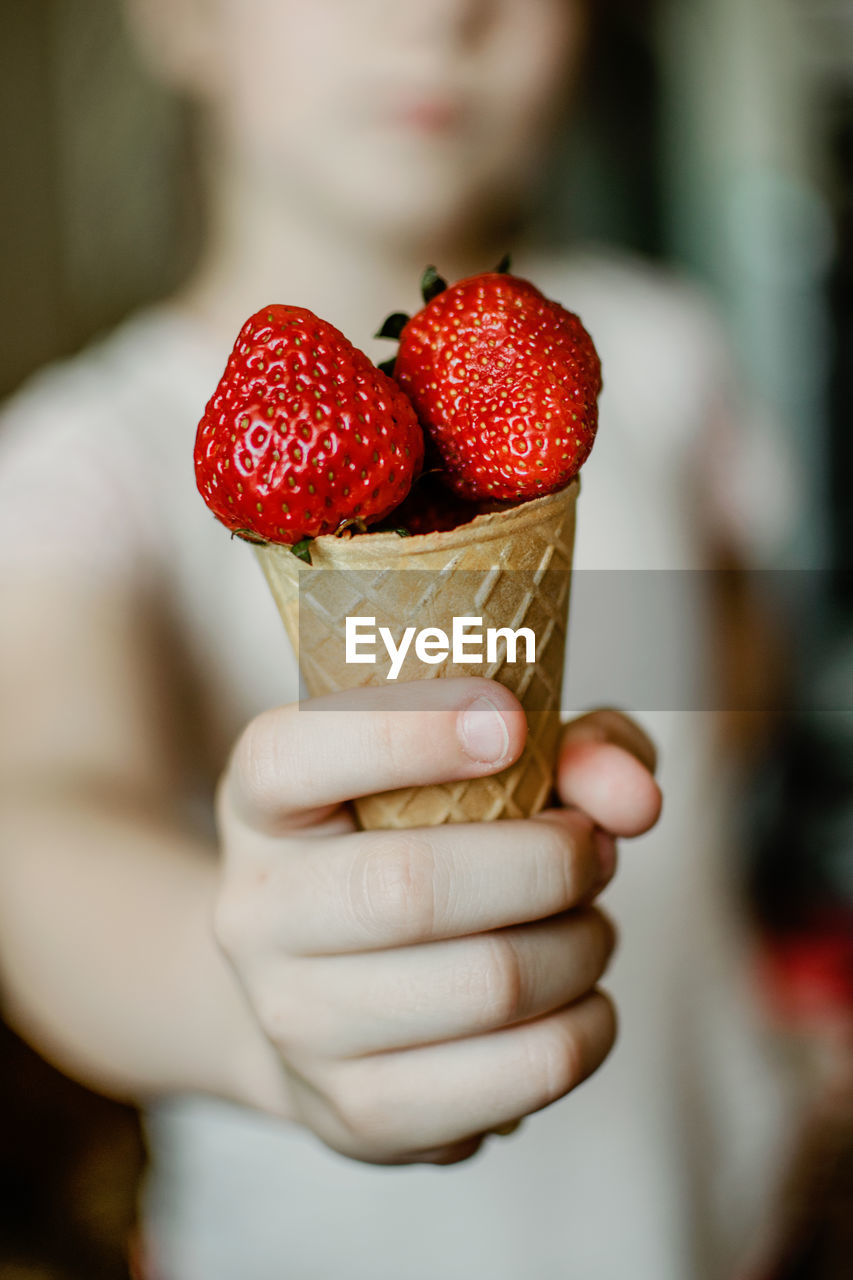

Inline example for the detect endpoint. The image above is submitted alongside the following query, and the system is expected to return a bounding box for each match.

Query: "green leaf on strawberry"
[375,312,410,341]
[289,538,313,564]
[420,265,447,304]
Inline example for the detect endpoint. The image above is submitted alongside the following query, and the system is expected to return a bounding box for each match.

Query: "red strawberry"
[194,305,424,549]
[393,270,602,502]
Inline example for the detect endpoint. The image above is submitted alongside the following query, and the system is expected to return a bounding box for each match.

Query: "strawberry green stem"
[375,312,410,340]
[290,538,313,564]
[420,265,447,304]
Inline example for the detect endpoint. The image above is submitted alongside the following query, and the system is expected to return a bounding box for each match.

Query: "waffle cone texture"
[254,479,578,829]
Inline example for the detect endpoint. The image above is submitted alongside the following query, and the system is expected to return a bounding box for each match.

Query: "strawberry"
[194,305,424,553]
[391,268,602,502]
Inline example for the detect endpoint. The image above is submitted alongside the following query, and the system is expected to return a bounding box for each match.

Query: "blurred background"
[1,0,851,1276]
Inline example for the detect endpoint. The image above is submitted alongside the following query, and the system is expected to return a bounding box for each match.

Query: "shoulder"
[0,307,207,450]
[526,243,723,336]
[0,308,215,580]
[519,244,738,468]
[523,244,733,396]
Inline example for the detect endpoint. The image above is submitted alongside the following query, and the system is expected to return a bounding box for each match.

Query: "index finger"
[223,677,527,833]
[265,807,602,954]
[556,709,662,836]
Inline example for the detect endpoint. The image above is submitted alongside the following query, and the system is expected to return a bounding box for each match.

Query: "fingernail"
[594,829,617,885]
[458,696,510,764]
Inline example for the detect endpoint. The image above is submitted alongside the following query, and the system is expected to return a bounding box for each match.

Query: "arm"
[0,577,287,1113]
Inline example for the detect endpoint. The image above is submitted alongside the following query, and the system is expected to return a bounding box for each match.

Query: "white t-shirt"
[0,249,798,1280]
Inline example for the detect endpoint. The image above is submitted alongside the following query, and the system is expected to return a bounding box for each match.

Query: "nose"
[381,0,494,50]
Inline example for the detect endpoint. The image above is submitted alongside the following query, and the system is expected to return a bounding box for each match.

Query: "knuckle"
[372,712,410,781]
[254,982,321,1057]
[329,1066,397,1148]
[288,1001,339,1061]
[572,908,618,980]
[539,817,591,906]
[546,829,579,906]
[592,909,619,965]
[596,989,619,1053]
[473,933,525,1028]
[255,987,291,1044]
[536,821,570,869]
[534,1019,587,1104]
[251,958,337,1059]
[234,711,281,812]
[347,835,437,942]
[213,858,287,955]
[532,994,618,1106]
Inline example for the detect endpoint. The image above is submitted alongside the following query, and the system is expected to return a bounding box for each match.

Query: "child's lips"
[395,98,464,132]
[378,90,467,134]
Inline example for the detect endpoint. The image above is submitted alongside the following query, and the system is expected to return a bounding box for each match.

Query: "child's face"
[166,0,585,241]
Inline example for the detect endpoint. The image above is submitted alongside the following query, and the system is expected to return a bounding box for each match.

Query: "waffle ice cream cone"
[254,478,579,830]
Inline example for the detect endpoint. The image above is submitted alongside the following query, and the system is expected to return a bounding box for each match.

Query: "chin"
[324,158,521,249]
[345,192,476,245]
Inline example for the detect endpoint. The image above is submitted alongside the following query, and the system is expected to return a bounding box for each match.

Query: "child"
[0,1,796,1275]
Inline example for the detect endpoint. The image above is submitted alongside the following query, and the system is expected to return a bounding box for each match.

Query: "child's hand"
[214,678,661,1167]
